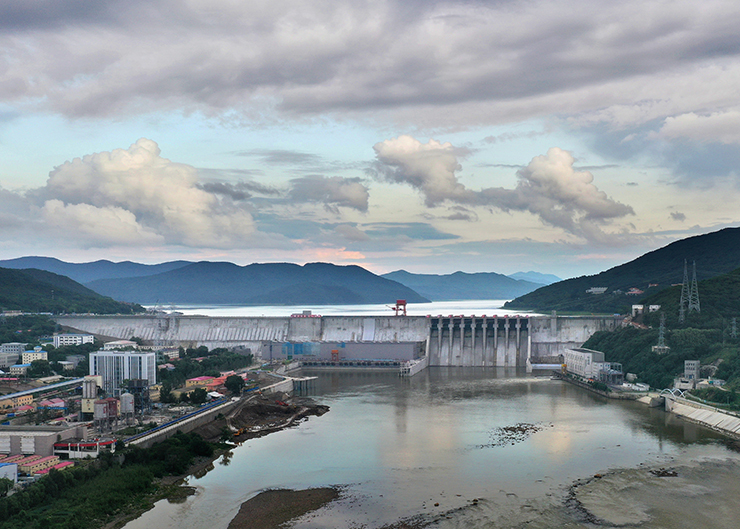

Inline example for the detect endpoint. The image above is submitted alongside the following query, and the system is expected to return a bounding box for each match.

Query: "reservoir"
[124,368,740,528]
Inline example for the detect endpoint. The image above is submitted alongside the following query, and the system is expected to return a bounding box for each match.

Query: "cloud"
[671,211,686,221]
[3,0,739,134]
[363,222,459,241]
[482,148,635,236]
[235,149,325,166]
[372,135,474,206]
[40,199,163,246]
[197,181,280,200]
[373,136,634,243]
[658,111,740,144]
[34,138,257,247]
[287,175,369,212]
[334,224,371,241]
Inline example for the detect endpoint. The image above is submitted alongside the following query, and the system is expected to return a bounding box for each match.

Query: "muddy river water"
[124,368,740,528]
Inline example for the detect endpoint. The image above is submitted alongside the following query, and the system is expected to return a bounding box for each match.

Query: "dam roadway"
[55,313,621,368]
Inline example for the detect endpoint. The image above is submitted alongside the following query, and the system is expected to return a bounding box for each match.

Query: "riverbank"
[552,371,642,400]
[190,392,330,443]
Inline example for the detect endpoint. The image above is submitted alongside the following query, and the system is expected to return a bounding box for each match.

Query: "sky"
[1,0,740,279]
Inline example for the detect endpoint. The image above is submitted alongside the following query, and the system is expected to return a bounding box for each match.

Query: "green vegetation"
[0,267,144,314]
[0,432,222,529]
[0,314,57,345]
[158,351,253,389]
[582,265,740,393]
[225,374,245,395]
[505,227,740,313]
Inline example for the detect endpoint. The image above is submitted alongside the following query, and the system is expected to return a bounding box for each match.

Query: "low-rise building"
[186,375,215,387]
[57,361,75,371]
[564,348,605,379]
[53,333,94,348]
[8,364,31,376]
[564,347,624,384]
[0,343,28,355]
[0,352,19,369]
[102,340,138,350]
[19,455,59,474]
[0,425,89,456]
[21,347,48,364]
[685,360,700,380]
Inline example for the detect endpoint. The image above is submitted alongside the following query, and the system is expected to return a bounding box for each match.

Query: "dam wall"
[55,313,623,368]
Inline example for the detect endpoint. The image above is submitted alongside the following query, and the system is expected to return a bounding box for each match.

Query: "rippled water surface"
[124,368,740,529]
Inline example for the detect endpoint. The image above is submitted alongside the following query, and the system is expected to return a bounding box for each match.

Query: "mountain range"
[381,270,545,301]
[0,256,190,283]
[1,256,561,306]
[83,261,429,305]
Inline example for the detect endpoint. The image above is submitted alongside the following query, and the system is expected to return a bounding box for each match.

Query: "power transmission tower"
[688,260,701,314]
[678,260,689,324]
[652,313,670,355]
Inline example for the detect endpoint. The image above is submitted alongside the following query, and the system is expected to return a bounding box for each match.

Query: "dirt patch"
[228,487,340,529]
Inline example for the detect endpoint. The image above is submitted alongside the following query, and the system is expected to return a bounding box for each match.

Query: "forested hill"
[582,266,740,389]
[0,267,144,314]
[505,227,740,314]
[86,261,430,305]
[382,270,542,301]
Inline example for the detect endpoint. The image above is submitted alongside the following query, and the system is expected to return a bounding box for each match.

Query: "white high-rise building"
[89,351,156,396]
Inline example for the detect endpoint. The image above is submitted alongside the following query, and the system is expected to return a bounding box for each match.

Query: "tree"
[189,387,208,404]
[0,477,13,497]
[27,359,52,378]
[225,375,245,395]
[159,381,174,403]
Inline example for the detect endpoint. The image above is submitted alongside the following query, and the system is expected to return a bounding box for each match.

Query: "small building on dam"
[54,313,622,369]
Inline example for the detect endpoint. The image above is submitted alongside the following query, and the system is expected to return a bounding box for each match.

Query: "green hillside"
[505,227,740,314]
[582,266,740,390]
[0,267,144,314]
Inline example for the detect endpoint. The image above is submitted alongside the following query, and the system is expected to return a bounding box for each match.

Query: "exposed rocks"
[477,422,552,448]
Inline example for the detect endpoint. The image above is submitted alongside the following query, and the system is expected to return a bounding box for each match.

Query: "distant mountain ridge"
[507,271,561,285]
[86,261,430,305]
[0,267,143,314]
[0,256,191,283]
[505,226,740,313]
[381,270,543,301]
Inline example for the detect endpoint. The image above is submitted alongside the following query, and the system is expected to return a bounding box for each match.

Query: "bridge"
[56,313,621,369]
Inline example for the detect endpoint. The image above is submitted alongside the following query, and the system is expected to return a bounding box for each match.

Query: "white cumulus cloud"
[373,136,634,243]
[372,135,474,206]
[38,138,257,247]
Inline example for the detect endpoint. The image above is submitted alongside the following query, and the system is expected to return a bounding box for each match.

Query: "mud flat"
[228,488,340,529]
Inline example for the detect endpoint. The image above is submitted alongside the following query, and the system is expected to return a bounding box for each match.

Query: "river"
[123,368,740,529]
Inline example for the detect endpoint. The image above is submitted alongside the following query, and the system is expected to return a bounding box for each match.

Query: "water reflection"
[124,368,739,529]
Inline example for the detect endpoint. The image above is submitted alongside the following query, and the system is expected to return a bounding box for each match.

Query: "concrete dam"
[55,313,622,368]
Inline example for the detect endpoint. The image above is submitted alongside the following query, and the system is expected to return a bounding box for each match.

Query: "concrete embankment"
[665,397,740,440]
[552,372,642,400]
